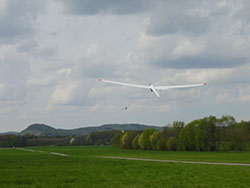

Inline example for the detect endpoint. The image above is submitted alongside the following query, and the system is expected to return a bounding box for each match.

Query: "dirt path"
[98,156,250,167]
[16,148,69,157]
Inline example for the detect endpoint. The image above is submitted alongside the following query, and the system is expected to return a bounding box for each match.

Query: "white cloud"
[88,85,129,98]
[104,105,116,112]
[216,86,250,104]
[57,68,72,76]
[154,105,171,112]
[171,39,206,59]
[216,91,235,103]
[238,87,250,103]
[86,43,99,56]
[163,65,250,85]
[89,104,100,112]
[0,106,14,114]
[49,81,77,105]
[127,104,145,111]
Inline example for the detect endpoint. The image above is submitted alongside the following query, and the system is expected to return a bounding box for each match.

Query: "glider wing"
[98,78,151,89]
[155,83,206,90]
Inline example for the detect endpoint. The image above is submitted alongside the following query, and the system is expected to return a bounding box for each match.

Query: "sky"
[0,0,249,132]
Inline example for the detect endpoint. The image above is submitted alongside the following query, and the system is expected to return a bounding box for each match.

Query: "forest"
[111,115,250,152]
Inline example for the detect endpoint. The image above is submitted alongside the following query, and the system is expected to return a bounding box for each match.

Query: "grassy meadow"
[0,146,250,188]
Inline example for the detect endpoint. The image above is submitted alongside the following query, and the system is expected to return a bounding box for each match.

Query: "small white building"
[69,137,75,145]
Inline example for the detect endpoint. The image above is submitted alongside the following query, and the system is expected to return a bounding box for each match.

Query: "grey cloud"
[71,52,118,79]
[135,0,250,69]
[0,54,29,83]
[61,0,153,15]
[79,62,117,79]
[0,52,29,101]
[17,40,37,53]
[133,34,249,69]
[233,0,250,34]
[146,1,210,36]
[234,0,250,22]
[0,0,45,39]
[156,56,248,69]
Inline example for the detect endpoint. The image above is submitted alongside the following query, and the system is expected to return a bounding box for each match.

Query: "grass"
[0,146,250,187]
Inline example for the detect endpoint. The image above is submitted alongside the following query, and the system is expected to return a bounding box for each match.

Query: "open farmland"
[0,146,250,188]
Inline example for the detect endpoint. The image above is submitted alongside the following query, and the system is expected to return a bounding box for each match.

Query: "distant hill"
[19,123,162,137]
[20,124,59,137]
[0,131,19,135]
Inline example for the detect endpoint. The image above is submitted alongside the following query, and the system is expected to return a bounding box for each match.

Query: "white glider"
[98,78,206,98]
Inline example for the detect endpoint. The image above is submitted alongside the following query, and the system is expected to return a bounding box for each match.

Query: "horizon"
[2,114,249,133]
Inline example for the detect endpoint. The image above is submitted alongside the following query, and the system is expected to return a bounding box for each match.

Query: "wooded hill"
[18,123,161,137]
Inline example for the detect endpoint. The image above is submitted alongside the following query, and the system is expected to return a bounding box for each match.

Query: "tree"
[111,132,122,147]
[195,124,207,151]
[205,116,218,151]
[149,131,160,150]
[178,121,197,151]
[0,135,29,147]
[88,130,118,145]
[172,121,184,137]
[156,137,168,150]
[120,132,129,148]
[74,135,89,145]
[121,131,141,149]
[178,128,186,151]
[132,134,141,149]
[155,126,175,151]
[218,115,237,151]
[194,116,218,151]
[138,129,156,150]
[218,115,236,127]
[224,121,250,151]
[167,137,178,151]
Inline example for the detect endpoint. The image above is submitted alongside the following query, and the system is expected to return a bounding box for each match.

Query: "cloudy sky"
[0,0,249,132]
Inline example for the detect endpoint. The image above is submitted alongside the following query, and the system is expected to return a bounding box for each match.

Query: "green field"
[0,146,250,188]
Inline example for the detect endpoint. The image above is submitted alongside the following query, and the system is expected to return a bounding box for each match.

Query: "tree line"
[111,115,250,152]
[1,115,249,151]
[0,130,119,147]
